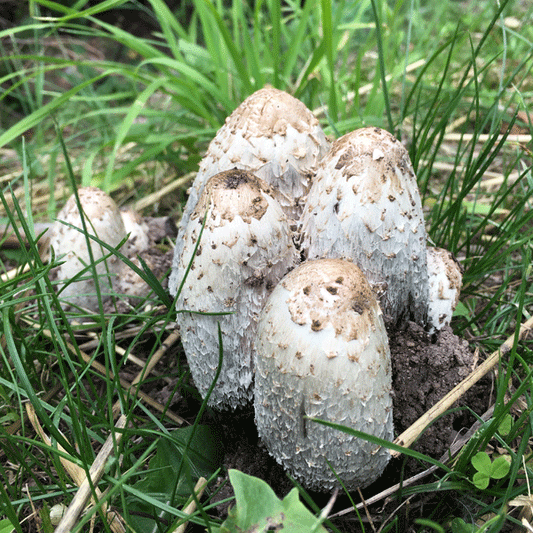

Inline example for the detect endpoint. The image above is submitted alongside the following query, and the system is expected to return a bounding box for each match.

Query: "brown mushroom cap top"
[281,258,378,343]
[225,87,323,139]
[191,169,272,224]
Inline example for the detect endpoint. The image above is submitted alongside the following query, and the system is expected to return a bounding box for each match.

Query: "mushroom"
[120,207,151,256]
[254,258,393,491]
[173,169,299,410]
[300,127,429,327]
[426,246,463,333]
[169,88,329,295]
[47,187,128,312]
[47,187,171,313]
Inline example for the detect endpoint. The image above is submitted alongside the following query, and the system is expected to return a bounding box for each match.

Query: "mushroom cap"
[254,258,393,491]
[426,246,463,333]
[300,127,429,327]
[173,169,299,409]
[48,187,127,311]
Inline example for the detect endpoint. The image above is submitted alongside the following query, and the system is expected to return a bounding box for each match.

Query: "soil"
[389,321,492,461]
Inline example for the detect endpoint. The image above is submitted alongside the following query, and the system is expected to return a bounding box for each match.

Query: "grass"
[1,0,533,531]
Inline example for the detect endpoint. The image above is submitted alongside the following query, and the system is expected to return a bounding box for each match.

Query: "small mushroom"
[120,207,151,256]
[254,258,393,491]
[426,246,463,333]
[48,187,128,311]
[47,187,170,312]
[173,169,299,409]
[300,127,429,327]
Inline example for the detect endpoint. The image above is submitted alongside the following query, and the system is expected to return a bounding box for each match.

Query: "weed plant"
[1,0,533,531]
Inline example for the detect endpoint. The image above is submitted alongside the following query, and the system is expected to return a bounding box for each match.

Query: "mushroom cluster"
[46,186,173,313]
[170,88,463,491]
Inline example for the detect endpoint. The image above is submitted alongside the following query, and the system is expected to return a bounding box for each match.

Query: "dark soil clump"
[389,321,492,460]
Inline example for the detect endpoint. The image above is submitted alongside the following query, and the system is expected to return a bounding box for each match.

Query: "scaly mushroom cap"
[48,187,127,311]
[427,246,463,333]
[173,169,299,409]
[254,258,393,491]
[300,127,429,327]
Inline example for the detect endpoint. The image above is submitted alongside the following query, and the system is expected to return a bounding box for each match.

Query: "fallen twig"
[35,325,185,425]
[330,405,495,519]
[112,330,181,418]
[53,414,128,533]
[173,477,208,533]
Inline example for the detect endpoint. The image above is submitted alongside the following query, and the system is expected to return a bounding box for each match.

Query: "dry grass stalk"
[0,262,31,283]
[133,172,195,211]
[33,325,185,425]
[173,477,208,533]
[52,413,129,533]
[331,406,495,519]
[26,404,127,533]
[111,330,181,417]
[443,133,531,144]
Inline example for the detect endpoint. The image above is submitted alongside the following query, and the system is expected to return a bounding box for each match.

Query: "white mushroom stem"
[254,258,393,491]
[173,169,299,409]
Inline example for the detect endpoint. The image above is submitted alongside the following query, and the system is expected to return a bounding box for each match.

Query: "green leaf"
[0,519,15,533]
[490,456,511,480]
[472,471,489,490]
[127,425,223,532]
[450,517,477,533]
[498,414,513,436]
[471,451,491,473]
[471,451,510,488]
[453,301,472,319]
[215,470,327,533]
